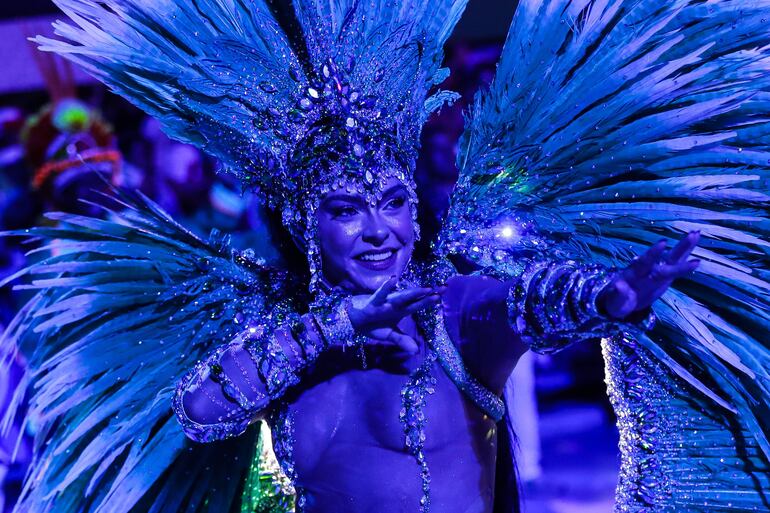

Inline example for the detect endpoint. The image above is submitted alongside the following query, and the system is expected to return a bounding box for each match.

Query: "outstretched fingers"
[666,231,701,264]
[650,259,700,281]
[402,293,442,314]
[630,239,667,278]
[388,287,435,308]
[370,275,399,306]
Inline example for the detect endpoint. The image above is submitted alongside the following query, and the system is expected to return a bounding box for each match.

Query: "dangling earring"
[304,208,326,295]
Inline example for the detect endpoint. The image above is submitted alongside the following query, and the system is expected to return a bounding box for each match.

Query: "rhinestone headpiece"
[38,0,466,272]
[252,56,422,237]
[273,55,428,287]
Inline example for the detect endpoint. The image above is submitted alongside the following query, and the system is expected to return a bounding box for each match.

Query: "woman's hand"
[601,231,701,319]
[347,276,442,353]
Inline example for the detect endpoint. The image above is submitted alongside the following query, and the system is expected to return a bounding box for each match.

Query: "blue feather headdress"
[35,0,465,238]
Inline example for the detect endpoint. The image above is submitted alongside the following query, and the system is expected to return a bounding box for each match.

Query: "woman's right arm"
[173,312,329,443]
[173,281,441,443]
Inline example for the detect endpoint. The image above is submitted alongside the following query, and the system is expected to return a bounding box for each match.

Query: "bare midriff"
[286,343,498,513]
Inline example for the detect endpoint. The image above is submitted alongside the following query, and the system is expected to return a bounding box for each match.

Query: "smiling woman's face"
[317,177,415,294]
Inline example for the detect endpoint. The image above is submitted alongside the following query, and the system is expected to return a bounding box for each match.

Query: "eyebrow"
[321,193,366,207]
[380,184,407,199]
[321,184,407,206]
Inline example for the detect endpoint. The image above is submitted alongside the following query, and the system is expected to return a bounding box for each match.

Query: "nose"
[361,211,389,246]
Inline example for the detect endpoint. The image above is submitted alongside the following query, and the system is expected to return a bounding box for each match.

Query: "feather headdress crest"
[36,0,466,235]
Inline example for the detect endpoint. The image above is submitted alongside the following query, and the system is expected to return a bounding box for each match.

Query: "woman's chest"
[286,354,494,475]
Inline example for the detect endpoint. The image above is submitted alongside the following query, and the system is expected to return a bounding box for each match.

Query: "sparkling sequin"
[400,336,438,513]
[506,260,655,354]
[603,335,769,512]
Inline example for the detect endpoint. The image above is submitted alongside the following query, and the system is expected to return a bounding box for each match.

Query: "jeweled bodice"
[603,336,770,512]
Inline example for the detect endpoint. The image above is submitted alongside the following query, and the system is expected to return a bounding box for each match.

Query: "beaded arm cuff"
[311,295,357,347]
[173,339,258,443]
[507,261,656,355]
[173,314,328,443]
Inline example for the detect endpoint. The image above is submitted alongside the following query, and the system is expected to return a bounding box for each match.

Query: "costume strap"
[431,312,506,422]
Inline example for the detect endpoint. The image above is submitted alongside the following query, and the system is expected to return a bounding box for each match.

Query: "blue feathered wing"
[441,0,770,460]
[0,192,301,512]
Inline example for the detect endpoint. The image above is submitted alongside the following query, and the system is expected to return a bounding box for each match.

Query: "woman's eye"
[332,206,358,218]
[386,196,406,209]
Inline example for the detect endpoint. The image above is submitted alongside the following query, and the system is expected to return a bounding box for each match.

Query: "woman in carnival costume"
[2,1,770,512]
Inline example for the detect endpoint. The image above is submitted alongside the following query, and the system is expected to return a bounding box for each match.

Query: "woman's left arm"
[450,231,700,380]
[461,231,700,359]
[508,231,700,354]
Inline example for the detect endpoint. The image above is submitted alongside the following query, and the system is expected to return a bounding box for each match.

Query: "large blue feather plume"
[0,192,300,512]
[34,0,467,196]
[443,0,770,461]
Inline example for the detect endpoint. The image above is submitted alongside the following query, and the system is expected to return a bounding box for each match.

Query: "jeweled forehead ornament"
[224,11,452,245]
[278,57,420,234]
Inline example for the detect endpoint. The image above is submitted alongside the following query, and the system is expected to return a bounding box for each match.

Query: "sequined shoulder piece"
[431,313,505,422]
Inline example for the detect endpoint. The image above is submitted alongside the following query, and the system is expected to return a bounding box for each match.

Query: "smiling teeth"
[359,251,394,261]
